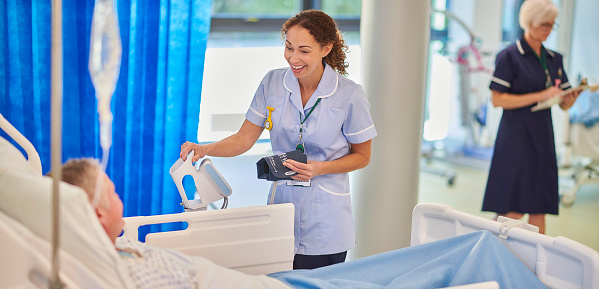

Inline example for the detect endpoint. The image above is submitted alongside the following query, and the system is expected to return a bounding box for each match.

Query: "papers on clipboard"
[531,82,599,112]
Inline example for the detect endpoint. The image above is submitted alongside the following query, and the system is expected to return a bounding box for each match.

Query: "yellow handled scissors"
[264,106,274,130]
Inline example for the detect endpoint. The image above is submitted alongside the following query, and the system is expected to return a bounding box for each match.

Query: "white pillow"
[0,170,131,289]
[0,210,114,288]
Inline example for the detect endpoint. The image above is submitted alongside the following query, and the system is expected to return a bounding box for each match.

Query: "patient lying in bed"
[52,158,287,289]
[49,158,547,289]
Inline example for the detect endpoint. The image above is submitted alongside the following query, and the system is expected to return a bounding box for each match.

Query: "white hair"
[519,0,559,30]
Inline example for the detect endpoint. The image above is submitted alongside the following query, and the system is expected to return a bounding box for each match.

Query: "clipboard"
[531,82,599,112]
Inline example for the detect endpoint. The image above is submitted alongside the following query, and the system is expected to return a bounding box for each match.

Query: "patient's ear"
[95,207,110,233]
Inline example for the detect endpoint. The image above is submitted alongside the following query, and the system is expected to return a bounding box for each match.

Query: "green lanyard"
[296,98,321,153]
[534,50,551,88]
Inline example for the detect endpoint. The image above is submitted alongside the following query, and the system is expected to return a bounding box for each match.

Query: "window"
[423,0,451,141]
[502,0,524,43]
[210,0,361,33]
[430,0,449,54]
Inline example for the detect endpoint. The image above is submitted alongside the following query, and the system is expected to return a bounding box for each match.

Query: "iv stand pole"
[50,0,64,288]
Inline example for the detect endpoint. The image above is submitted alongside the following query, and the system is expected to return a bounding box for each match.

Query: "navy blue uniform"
[482,37,571,215]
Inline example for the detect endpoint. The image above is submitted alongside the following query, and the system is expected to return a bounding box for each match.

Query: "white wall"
[569,0,599,81]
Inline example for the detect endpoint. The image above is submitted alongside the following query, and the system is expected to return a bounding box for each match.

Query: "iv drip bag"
[89,0,122,158]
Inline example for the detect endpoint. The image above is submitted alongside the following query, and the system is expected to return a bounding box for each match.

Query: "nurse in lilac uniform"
[482,0,581,234]
[180,10,376,269]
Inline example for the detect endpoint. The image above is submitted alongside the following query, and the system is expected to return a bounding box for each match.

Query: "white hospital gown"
[116,237,291,289]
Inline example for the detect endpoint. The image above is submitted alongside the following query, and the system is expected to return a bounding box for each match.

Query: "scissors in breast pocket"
[264,106,275,130]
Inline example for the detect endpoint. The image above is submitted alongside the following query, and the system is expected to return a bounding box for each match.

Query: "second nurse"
[180,10,376,269]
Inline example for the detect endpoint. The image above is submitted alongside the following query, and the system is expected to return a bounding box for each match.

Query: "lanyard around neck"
[300,98,322,125]
[296,98,321,153]
[534,49,551,88]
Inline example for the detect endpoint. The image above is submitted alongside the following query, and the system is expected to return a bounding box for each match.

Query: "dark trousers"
[293,251,347,270]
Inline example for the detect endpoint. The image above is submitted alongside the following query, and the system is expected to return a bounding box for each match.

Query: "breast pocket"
[316,107,345,149]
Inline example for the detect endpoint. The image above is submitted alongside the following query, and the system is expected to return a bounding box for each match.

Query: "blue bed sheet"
[269,231,547,289]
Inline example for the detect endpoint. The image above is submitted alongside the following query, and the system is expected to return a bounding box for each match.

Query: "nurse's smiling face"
[284,25,332,81]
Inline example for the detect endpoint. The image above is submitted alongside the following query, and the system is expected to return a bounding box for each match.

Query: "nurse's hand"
[284,159,321,182]
[180,141,207,162]
[559,87,583,110]
[538,86,563,102]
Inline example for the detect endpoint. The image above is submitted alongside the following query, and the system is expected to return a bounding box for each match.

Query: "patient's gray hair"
[51,158,110,208]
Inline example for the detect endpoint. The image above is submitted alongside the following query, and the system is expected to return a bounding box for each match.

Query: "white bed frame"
[411,203,599,289]
[122,203,295,275]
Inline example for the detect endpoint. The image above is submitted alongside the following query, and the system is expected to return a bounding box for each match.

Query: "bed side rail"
[122,203,294,275]
[411,203,599,289]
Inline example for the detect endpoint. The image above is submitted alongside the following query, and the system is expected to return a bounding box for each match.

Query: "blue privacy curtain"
[0,0,211,233]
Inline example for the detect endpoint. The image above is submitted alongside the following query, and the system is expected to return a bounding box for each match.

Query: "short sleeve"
[489,50,514,93]
[245,77,269,128]
[343,85,377,144]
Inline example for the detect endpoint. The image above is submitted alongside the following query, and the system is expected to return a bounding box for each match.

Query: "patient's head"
[51,158,125,244]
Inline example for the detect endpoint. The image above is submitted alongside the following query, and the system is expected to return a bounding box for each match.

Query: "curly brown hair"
[281,9,349,76]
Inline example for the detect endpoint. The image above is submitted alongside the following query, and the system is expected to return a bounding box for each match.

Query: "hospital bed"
[1,124,599,289]
[0,134,295,288]
[560,90,599,206]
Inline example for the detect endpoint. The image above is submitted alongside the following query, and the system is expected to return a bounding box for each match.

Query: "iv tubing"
[91,142,111,208]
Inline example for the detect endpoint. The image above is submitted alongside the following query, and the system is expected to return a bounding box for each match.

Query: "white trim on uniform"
[516,40,525,55]
[318,184,350,196]
[249,106,266,118]
[318,75,339,99]
[545,48,555,57]
[345,124,375,137]
[283,69,292,93]
[491,76,511,88]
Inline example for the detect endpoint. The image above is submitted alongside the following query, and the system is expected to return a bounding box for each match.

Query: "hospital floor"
[209,148,599,253]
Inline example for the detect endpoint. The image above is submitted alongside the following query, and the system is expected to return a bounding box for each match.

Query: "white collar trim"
[516,40,525,55]
[282,64,339,98]
[319,74,338,98]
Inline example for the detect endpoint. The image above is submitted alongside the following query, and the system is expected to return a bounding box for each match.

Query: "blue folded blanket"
[269,231,547,289]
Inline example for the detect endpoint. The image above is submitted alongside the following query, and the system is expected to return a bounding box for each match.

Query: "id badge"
[286,179,311,187]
